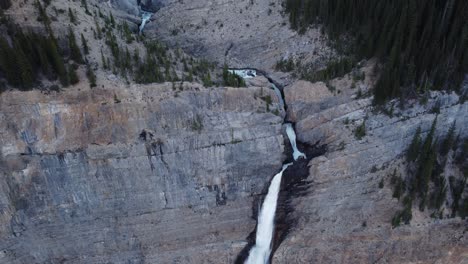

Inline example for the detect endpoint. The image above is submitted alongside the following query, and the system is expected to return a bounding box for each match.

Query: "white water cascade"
[228,69,257,79]
[229,69,307,263]
[270,83,285,109]
[245,163,292,264]
[139,12,153,34]
[285,123,306,160]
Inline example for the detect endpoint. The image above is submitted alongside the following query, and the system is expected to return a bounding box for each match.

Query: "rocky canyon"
[0,0,467,263]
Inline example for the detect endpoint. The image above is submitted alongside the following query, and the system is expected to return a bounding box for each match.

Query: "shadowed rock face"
[109,0,167,14]
[110,0,140,15]
[138,0,167,12]
[0,82,287,263]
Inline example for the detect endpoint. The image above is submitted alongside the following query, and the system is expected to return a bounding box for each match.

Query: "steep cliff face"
[273,68,468,263]
[0,80,286,263]
[1,0,467,263]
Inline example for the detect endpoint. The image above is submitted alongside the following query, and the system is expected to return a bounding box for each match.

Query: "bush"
[354,120,366,140]
[275,58,295,72]
[86,64,96,88]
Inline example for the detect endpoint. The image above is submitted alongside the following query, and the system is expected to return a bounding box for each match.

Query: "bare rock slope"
[274,68,468,263]
[147,0,333,71]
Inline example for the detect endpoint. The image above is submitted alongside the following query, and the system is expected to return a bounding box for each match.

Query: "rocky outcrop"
[274,68,468,262]
[0,81,286,263]
[110,0,140,15]
[148,0,333,71]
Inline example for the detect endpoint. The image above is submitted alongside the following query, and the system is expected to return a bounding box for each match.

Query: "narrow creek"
[229,69,307,264]
[139,11,153,34]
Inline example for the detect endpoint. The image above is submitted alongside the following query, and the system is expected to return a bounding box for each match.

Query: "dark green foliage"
[392,174,405,200]
[428,175,447,210]
[0,23,69,89]
[392,196,413,227]
[222,64,246,87]
[45,36,68,86]
[354,120,366,140]
[68,8,76,24]
[67,64,79,85]
[304,57,356,82]
[109,11,115,27]
[449,176,467,217]
[285,0,468,103]
[81,0,90,15]
[260,94,272,111]
[191,114,203,132]
[202,72,212,87]
[121,21,134,43]
[101,49,107,69]
[407,127,422,162]
[81,33,89,55]
[414,118,438,208]
[460,198,468,219]
[35,0,51,30]
[393,119,467,220]
[86,64,96,88]
[440,121,456,156]
[14,40,35,89]
[68,27,83,64]
[275,58,295,72]
[94,18,102,39]
[0,0,11,10]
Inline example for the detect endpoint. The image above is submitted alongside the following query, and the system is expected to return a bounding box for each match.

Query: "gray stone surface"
[0,82,286,263]
[276,72,468,263]
[147,0,334,71]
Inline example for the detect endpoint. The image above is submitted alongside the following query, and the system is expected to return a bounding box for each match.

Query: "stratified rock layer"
[275,71,468,263]
[0,82,285,263]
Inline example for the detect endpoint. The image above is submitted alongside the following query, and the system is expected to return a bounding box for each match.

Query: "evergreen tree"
[81,33,89,55]
[81,0,90,15]
[94,18,102,39]
[0,37,20,86]
[35,0,51,30]
[68,64,79,85]
[101,49,107,69]
[14,40,34,89]
[440,121,456,156]
[86,64,96,88]
[44,35,68,86]
[109,12,115,27]
[68,8,76,24]
[0,0,11,10]
[68,27,83,64]
[285,0,468,103]
[407,127,422,162]
[414,117,438,207]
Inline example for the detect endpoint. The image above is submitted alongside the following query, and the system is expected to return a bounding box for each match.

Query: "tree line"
[285,0,468,104]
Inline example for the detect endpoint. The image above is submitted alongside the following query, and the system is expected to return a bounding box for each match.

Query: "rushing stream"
[139,11,153,34]
[230,69,306,264]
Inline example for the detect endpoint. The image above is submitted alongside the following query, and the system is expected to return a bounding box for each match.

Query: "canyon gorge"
[0,0,467,263]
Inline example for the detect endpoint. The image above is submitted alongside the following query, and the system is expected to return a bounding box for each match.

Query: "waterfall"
[245,163,292,264]
[285,123,306,161]
[229,69,307,263]
[228,69,257,79]
[139,12,153,34]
